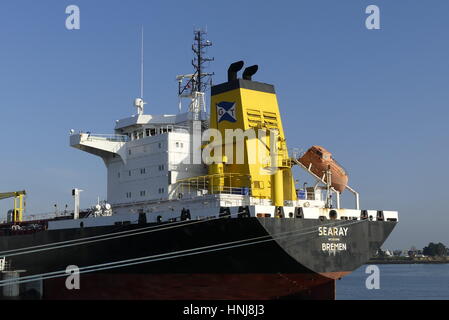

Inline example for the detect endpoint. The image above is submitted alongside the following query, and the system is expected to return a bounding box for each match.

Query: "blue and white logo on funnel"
[217,101,237,123]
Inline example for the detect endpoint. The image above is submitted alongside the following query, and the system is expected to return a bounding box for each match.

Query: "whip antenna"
[140,25,144,100]
[134,26,146,115]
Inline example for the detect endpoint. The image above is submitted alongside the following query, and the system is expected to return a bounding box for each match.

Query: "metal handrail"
[20,209,92,223]
[171,173,252,199]
[83,134,129,142]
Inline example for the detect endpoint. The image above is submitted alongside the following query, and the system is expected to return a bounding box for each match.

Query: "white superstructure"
[66,98,398,229]
[70,107,208,212]
[62,31,398,231]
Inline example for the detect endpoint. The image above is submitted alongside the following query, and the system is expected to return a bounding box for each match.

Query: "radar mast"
[177,29,214,114]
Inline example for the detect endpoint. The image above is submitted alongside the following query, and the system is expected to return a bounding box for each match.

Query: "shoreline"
[368,258,449,264]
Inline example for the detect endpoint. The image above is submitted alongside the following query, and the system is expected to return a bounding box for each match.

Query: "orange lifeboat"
[298,146,348,193]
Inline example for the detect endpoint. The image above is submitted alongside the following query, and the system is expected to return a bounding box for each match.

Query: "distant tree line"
[376,242,448,258]
[423,242,448,257]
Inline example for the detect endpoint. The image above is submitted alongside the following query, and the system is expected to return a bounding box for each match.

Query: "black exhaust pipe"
[242,65,258,81]
[228,61,244,82]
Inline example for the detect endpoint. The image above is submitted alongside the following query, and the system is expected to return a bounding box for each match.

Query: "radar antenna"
[177,29,214,114]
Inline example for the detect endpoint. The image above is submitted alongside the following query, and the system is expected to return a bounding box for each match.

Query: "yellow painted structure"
[0,191,26,223]
[208,77,297,205]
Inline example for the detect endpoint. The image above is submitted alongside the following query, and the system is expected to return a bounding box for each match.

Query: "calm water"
[337,264,449,300]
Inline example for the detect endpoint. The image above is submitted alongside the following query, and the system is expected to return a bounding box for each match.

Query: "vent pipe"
[227,61,244,82]
[242,65,258,80]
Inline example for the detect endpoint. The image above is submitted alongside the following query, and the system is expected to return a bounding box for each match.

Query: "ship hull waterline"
[0,217,396,300]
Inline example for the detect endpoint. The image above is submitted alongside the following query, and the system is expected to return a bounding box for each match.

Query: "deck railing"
[82,133,129,142]
[171,173,252,200]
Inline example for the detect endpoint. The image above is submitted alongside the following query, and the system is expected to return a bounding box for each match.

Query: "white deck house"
[70,110,208,214]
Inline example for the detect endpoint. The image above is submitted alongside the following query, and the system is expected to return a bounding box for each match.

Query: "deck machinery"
[0,191,26,223]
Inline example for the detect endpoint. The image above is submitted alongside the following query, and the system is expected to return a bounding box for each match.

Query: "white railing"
[23,209,91,222]
[82,133,129,142]
[170,173,252,200]
[173,185,252,200]
[171,125,190,133]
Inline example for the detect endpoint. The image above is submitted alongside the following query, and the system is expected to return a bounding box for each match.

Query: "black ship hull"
[0,217,396,300]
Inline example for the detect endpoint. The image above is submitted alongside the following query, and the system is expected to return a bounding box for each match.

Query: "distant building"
[393,250,402,256]
[384,250,393,257]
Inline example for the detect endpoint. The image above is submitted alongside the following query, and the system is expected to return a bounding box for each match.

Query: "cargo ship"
[0,30,398,300]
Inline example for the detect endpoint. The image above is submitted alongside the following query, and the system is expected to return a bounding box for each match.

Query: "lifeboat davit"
[298,146,348,193]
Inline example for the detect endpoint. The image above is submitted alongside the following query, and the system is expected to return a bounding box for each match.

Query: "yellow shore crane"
[0,191,26,223]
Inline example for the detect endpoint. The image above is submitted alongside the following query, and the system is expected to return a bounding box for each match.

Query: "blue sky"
[0,0,448,250]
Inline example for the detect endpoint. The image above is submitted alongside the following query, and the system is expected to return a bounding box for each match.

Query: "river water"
[336,264,449,300]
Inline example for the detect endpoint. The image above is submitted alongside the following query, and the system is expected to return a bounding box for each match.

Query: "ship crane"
[0,190,26,223]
